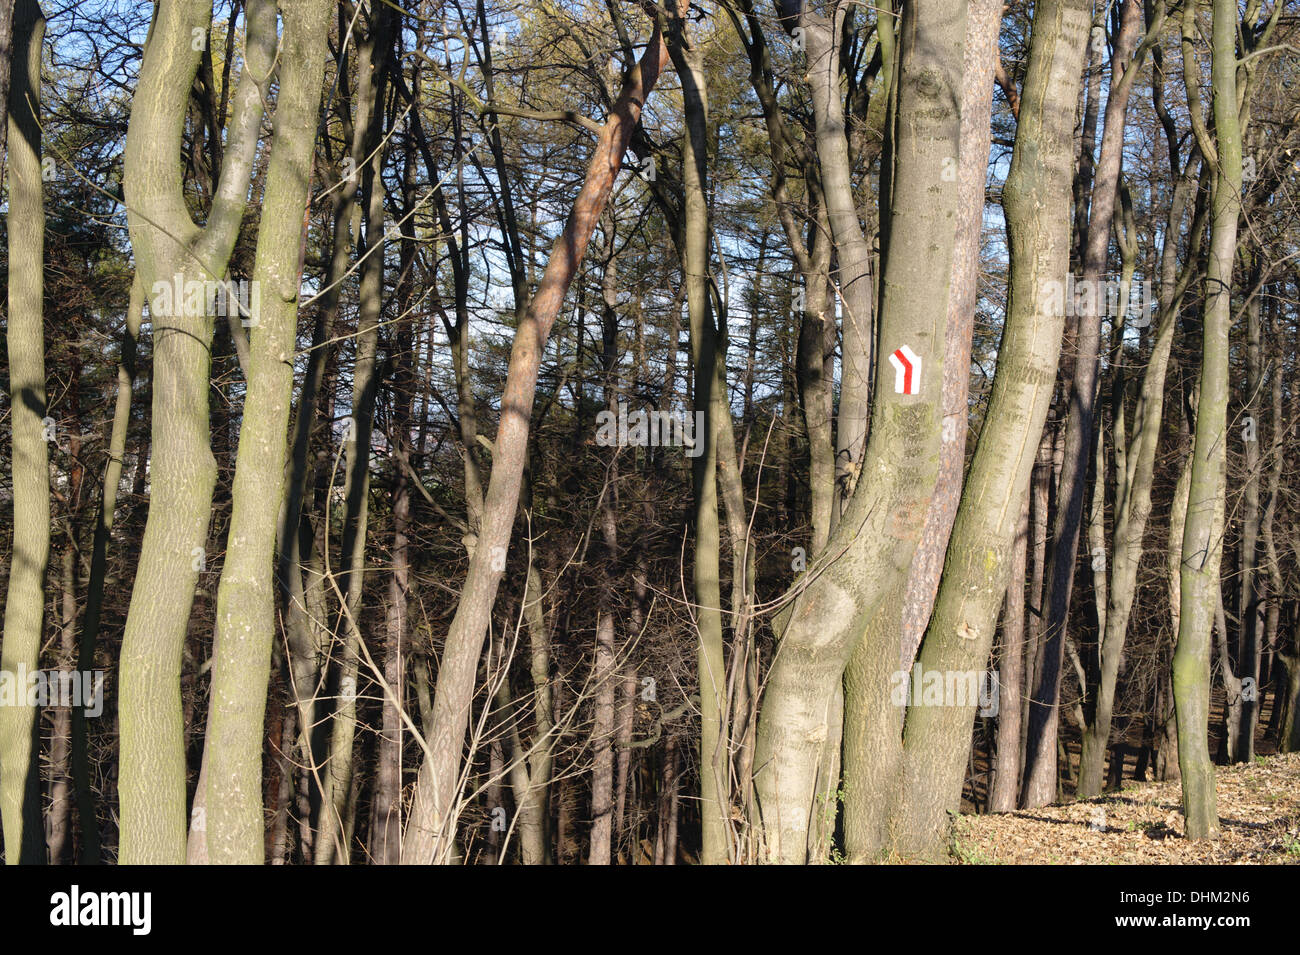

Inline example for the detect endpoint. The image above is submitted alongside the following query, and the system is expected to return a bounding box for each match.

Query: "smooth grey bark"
[890,0,1090,858]
[117,0,274,863]
[756,0,966,864]
[991,494,1030,812]
[664,0,732,865]
[843,0,1000,859]
[0,0,45,865]
[891,0,996,671]
[800,9,873,504]
[722,0,836,554]
[1173,0,1241,839]
[200,0,331,865]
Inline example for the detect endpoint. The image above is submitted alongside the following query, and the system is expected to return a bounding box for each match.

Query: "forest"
[0,0,1297,868]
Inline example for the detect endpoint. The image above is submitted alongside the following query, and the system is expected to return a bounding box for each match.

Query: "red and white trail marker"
[889,345,922,395]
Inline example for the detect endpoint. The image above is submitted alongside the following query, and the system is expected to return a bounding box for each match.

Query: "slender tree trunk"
[991,494,1030,812]
[1280,623,1300,753]
[199,0,331,865]
[117,0,274,862]
[652,736,680,865]
[588,613,617,864]
[276,93,368,857]
[1160,397,1194,782]
[372,144,420,869]
[1077,148,1201,796]
[403,28,668,864]
[1261,314,1285,746]
[796,218,836,555]
[505,557,553,865]
[1174,0,1240,839]
[47,517,82,865]
[665,2,731,865]
[793,8,875,514]
[45,547,74,864]
[0,0,46,865]
[1021,431,1051,782]
[1234,272,1263,762]
[0,0,15,169]
[613,668,636,845]
[1023,0,1144,809]
[317,10,394,865]
[71,277,143,864]
[268,705,296,864]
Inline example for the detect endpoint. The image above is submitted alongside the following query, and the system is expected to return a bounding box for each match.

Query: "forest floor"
[951,752,1300,864]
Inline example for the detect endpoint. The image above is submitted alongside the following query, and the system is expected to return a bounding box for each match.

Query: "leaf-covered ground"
[951,752,1300,864]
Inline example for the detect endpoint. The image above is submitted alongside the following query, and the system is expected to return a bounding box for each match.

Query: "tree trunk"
[1021,431,1051,783]
[587,613,617,864]
[71,277,143,864]
[504,557,554,865]
[665,2,731,865]
[1173,0,1240,840]
[991,494,1030,812]
[116,0,274,862]
[317,9,395,865]
[1280,640,1300,753]
[843,0,1000,858]
[1023,0,1144,809]
[403,28,668,864]
[1077,145,1201,796]
[0,0,46,865]
[275,51,374,856]
[891,0,1089,856]
[199,0,331,865]
[756,0,967,864]
[613,669,636,841]
[1234,271,1263,762]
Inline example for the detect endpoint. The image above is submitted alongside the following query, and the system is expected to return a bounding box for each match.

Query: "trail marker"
[889,345,922,395]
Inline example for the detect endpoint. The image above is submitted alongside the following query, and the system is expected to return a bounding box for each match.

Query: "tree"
[403,20,669,864]
[201,0,333,865]
[116,0,276,863]
[754,0,969,863]
[0,0,45,865]
[1172,0,1244,841]
[886,0,1090,857]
